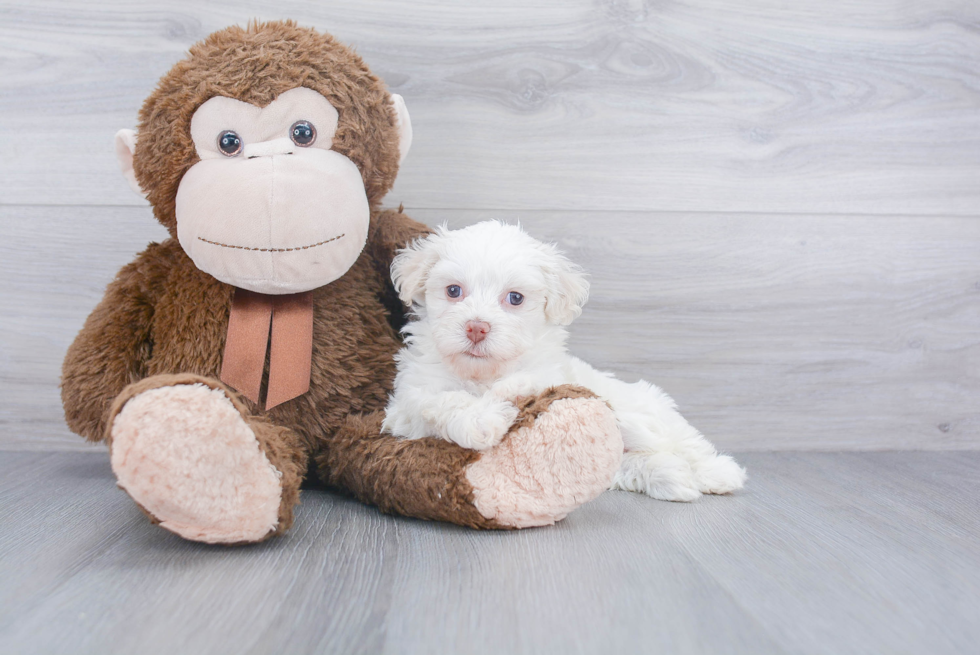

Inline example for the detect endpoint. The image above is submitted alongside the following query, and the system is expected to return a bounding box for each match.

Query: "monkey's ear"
[114,129,146,198]
[391,233,440,307]
[390,94,413,165]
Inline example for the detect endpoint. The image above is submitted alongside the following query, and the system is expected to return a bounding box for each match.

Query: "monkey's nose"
[243,137,296,159]
[465,320,490,344]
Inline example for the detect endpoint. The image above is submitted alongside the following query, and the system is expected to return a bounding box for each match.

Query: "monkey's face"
[173,87,369,294]
[118,23,411,292]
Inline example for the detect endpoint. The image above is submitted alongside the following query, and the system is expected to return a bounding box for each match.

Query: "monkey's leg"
[316,385,623,528]
[106,374,307,544]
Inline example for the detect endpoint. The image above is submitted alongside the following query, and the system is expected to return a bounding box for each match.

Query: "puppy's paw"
[694,454,747,495]
[612,451,702,502]
[447,399,519,451]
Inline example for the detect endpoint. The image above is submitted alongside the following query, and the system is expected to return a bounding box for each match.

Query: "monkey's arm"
[317,385,623,530]
[368,208,433,333]
[61,242,169,441]
[367,207,432,267]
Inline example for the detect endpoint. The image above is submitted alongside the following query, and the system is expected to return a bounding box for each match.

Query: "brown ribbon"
[220,288,314,410]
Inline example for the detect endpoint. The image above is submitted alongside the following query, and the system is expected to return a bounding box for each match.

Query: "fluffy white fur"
[383,221,746,502]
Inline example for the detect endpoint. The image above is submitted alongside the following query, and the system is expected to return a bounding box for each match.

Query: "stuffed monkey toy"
[61,21,623,544]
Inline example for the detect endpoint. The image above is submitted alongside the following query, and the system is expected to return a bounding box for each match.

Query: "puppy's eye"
[507,291,524,306]
[447,285,462,299]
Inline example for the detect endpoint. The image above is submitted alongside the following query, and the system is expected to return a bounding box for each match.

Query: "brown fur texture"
[61,21,612,539]
[316,412,501,529]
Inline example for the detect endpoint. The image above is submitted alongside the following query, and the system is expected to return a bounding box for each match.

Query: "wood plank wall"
[1,0,977,451]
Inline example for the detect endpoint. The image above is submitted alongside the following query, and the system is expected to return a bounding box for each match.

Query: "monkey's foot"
[464,386,624,528]
[110,383,283,544]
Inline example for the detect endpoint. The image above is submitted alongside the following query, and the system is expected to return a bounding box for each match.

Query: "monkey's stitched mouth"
[197,234,344,252]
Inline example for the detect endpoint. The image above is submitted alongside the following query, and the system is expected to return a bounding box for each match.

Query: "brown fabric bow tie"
[220,288,314,410]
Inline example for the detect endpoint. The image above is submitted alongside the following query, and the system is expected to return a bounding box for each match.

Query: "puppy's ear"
[391,234,440,307]
[540,245,590,326]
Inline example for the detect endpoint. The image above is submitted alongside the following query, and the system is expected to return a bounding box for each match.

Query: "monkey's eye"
[217,130,243,157]
[446,285,462,299]
[507,292,524,306]
[290,120,317,147]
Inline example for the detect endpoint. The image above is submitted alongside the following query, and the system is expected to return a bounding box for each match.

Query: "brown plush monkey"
[61,21,623,544]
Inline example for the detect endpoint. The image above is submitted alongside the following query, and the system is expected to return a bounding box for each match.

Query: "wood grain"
[0,0,978,214]
[1,451,978,654]
[1,205,977,452]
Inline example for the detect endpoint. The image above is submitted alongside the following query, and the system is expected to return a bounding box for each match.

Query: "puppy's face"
[392,221,589,381]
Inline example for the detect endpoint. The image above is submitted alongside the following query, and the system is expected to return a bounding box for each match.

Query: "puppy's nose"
[465,320,491,344]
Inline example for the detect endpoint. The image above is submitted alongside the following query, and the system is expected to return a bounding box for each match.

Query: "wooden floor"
[1,450,978,655]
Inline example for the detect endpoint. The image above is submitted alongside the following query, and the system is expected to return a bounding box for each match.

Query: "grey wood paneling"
[1,451,979,654]
[2,205,977,451]
[0,1,978,451]
[0,206,170,452]
[0,0,978,214]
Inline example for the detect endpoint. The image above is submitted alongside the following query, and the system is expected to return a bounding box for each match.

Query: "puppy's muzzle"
[465,320,490,344]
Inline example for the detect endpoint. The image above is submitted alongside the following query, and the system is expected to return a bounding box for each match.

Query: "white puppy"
[383,221,746,502]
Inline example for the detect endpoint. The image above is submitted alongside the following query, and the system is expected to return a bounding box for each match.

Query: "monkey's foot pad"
[110,383,282,544]
[466,396,624,528]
